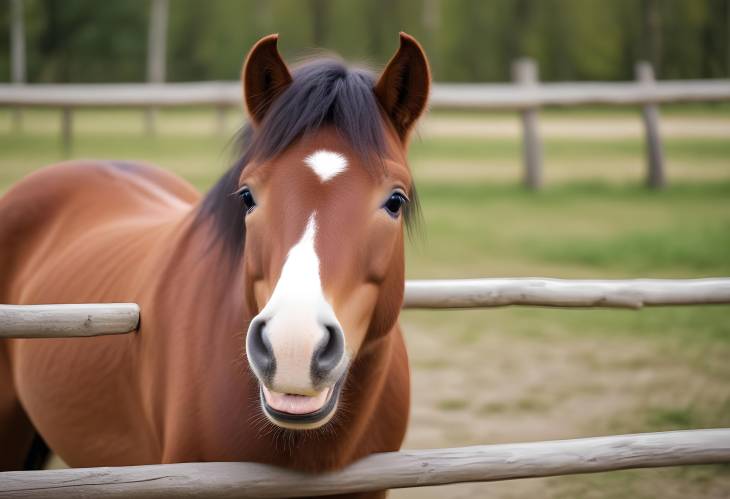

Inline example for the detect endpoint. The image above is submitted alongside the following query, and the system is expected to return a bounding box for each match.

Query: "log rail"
[1,429,728,498]
[402,277,730,309]
[2,278,729,339]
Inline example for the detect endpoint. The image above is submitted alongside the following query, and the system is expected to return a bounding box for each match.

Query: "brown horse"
[0,32,429,495]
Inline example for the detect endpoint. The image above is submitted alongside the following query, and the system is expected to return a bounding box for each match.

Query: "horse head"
[234,34,430,430]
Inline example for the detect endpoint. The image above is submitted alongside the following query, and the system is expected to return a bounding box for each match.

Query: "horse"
[0,32,430,495]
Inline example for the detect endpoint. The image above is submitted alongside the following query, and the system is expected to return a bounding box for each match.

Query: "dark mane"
[196,58,420,257]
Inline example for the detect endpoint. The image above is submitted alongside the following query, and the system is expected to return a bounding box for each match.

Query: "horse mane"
[195,57,421,258]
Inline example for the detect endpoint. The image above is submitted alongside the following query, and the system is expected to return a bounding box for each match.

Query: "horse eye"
[238,187,256,213]
[383,192,407,218]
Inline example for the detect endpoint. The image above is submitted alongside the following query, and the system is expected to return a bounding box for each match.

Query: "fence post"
[10,0,26,132]
[145,0,169,136]
[512,58,542,190]
[61,107,73,157]
[636,61,665,189]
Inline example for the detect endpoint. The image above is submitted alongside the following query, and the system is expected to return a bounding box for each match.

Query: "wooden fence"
[2,429,729,498]
[2,277,730,339]
[2,67,729,188]
[1,277,729,495]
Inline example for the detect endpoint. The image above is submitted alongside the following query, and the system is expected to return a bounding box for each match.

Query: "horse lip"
[260,378,344,426]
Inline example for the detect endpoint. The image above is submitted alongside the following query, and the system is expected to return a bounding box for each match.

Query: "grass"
[436,399,470,411]
[529,222,730,273]
[406,181,730,279]
[403,305,730,347]
[646,407,696,429]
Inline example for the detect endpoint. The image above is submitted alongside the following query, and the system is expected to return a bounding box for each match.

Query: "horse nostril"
[311,323,344,384]
[247,318,275,381]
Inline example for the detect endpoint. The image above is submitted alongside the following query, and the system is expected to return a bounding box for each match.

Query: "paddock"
[1,277,729,497]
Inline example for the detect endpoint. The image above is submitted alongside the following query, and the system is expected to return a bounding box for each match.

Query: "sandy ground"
[391,314,730,498]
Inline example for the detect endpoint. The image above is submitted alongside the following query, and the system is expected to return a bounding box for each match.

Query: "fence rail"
[403,277,730,309]
[0,303,139,339]
[2,278,729,339]
[2,429,728,498]
[1,79,730,109]
[2,68,730,187]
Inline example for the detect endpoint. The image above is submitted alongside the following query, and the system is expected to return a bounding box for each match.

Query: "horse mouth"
[259,380,343,429]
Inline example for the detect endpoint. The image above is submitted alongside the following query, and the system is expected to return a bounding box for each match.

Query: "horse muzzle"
[246,314,349,429]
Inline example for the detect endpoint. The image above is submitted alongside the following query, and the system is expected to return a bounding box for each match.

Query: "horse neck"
[138,209,251,434]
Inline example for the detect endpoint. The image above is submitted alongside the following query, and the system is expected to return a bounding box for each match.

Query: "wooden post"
[10,0,26,132]
[512,58,542,190]
[145,0,169,136]
[61,107,73,157]
[636,61,666,189]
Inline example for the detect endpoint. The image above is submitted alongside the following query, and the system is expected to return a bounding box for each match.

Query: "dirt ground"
[391,312,730,499]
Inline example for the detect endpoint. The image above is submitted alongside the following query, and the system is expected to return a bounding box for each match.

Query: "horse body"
[0,160,200,466]
[0,33,429,497]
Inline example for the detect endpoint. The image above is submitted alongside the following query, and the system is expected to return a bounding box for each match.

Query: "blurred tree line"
[1,0,729,83]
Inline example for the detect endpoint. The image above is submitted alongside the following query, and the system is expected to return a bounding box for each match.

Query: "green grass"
[406,181,730,279]
[527,221,730,273]
[646,407,697,429]
[404,305,730,346]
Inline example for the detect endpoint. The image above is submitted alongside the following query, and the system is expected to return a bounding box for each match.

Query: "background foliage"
[1,0,729,83]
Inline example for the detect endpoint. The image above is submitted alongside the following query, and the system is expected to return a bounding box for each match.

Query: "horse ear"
[375,32,431,142]
[242,34,293,125]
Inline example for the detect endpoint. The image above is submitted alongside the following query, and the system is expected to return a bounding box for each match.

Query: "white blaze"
[304,150,348,182]
[256,213,342,394]
[261,214,321,318]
